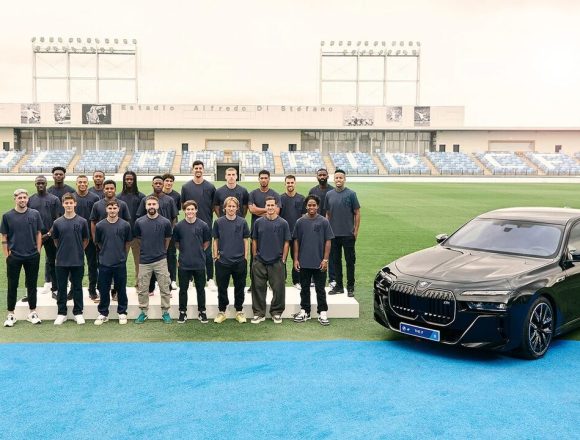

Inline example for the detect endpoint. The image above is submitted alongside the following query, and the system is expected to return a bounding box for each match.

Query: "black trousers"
[288,239,300,284]
[56,265,84,316]
[204,240,214,281]
[330,236,356,289]
[97,264,128,316]
[6,253,40,311]
[215,259,247,312]
[43,237,57,292]
[84,240,98,294]
[167,238,177,282]
[178,267,206,312]
[299,267,328,314]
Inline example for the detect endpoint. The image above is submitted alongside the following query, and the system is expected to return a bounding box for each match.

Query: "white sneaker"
[118,314,128,325]
[27,311,42,325]
[54,315,67,325]
[170,281,178,290]
[74,315,85,325]
[94,314,108,326]
[293,283,301,290]
[4,313,16,327]
[329,281,337,289]
[251,315,266,324]
[318,311,330,326]
[207,279,217,291]
[42,282,52,294]
[272,314,283,324]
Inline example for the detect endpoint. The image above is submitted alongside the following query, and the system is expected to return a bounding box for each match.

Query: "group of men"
[2,162,360,328]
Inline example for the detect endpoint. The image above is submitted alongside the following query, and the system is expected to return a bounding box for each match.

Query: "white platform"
[14,286,359,321]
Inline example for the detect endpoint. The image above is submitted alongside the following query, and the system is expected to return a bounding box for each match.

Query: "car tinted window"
[446,219,563,258]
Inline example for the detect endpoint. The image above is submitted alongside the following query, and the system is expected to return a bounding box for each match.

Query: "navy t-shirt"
[28,193,61,232]
[252,216,291,264]
[136,193,177,222]
[47,184,75,201]
[90,198,132,224]
[89,187,104,199]
[280,193,306,233]
[248,188,281,228]
[324,188,360,237]
[134,215,173,264]
[165,190,181,215]
[52,215,89,267]
[173,218,211,271]
[308,184,334,217]
[212,216,250,265]
[0,209,43,258]
[213,185,249,217]
[117,191,145,227]
[73,191,100,222]
[95,218,132,267]
[292,215,334,269]
[181,180,216,226]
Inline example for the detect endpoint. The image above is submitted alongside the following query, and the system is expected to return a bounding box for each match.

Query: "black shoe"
[347,289,355,297]
[198,311,208,324]
[89,292,100,303]
[328,286,344,295]
[21,296,28,302]
[178,312,187,324]
[51,291,57,300]
[67,291,73,300]
[111,288,118,302]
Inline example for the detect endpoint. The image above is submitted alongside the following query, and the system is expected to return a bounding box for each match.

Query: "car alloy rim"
[528,302,553,355]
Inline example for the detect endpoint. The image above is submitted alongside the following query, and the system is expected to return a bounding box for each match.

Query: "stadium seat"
[475,152,536,175]
[527,152,580,175]
[19,149,76,174]
[74,150,125,174]
[126,150,176,174]
[233,151,275,174]
[280,152,324,174]
[378,153,431,175]
[0,150,25,173]
[426,152,483,175]
[180,151,224,173]
[329,153,378,175]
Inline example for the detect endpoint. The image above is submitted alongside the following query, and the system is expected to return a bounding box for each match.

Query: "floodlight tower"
[319,40,421,106]
[31,36,138,103]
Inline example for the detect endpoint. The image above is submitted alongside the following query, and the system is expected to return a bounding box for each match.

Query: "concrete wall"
[0,128,13,149]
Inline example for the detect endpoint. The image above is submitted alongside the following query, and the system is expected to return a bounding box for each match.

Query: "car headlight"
[462,290,510,296]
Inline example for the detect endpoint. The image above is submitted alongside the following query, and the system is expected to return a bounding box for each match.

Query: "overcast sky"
[1,0,579,127]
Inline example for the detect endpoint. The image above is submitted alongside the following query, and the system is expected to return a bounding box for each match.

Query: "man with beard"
[279,174,305,289]
[162,173,181,291]
[292,195,333,326]
[180,160,216,290]
[117,171,145,284]
[27,175,61,300]
[134,196,173,324]
[2,189,44,327]
[213,167,249,218]
[308,168,335,286]
[136,176,178,296]
[73,175,101,302]
[94,199,132,326]
[89,170,105,199]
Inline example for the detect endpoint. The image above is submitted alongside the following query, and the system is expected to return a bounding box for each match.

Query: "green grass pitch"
[0,180,579,343]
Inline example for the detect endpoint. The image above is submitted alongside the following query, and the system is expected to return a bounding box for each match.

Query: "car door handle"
[555,276,565,283]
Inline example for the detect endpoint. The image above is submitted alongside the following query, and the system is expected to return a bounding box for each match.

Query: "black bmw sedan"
[374,207,580,359]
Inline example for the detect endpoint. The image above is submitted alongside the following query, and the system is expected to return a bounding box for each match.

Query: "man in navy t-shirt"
[213,167,249,218]
[162,173,181,291]
[1,188,44,327]
[292,195,334,326]
[89,170,105,199]
[212,196,250,324]
[279,174,306,288]
[52,193,90,325]
[94,199,133,326]
[251,197,291,324]
[133,196,173,324]
[173,200,211,324]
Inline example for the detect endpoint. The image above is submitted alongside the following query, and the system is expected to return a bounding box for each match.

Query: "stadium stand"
[0,150,25,173]
[126,150,175,174]
[280,152,324,174]
[180,150,224,173]
[232,151,275,174]
[19,149,76,174]
[378,153,431,175]
[329,152,378,174]
[426,152,483,175]
[527,152,580,175]
[475,152,536,175]
[74,150,125,174]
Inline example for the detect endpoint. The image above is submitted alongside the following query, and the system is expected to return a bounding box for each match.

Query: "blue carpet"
[0,340,578,439]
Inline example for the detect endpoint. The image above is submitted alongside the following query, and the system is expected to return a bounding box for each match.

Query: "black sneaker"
[21,296,28,302]
[198,311,208,324]
[67,291,73,300]
[111,288,118,302]
[89,292,100,303]
[178,312,187,324]
[51,291,57,300]
[347,289,355,297]
[328,286,344,295]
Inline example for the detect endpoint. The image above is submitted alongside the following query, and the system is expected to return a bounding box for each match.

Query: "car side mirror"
[567,246,580,262]
[436,233,448,244]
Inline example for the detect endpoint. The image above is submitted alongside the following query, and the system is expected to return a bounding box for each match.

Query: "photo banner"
[386,106,403,123]
[342,107,374,126]
[21,104,40,124]
[414,106,430,126]
[82,104,112,124]
[54,104,71,124]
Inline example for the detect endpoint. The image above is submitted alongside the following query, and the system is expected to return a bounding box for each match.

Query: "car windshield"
[445,218,563,258]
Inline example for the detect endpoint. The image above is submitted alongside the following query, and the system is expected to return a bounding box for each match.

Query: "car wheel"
[519,296,554,359]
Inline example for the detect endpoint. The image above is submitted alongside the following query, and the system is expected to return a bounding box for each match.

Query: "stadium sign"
[120,104,334,113]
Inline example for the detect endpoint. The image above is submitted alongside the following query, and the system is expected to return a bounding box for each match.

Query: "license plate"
[399,322,440,342]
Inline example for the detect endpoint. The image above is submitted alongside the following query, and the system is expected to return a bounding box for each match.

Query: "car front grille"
[388,282,456,326]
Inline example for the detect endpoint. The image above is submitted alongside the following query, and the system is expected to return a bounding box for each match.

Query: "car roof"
[477,207,580,225]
